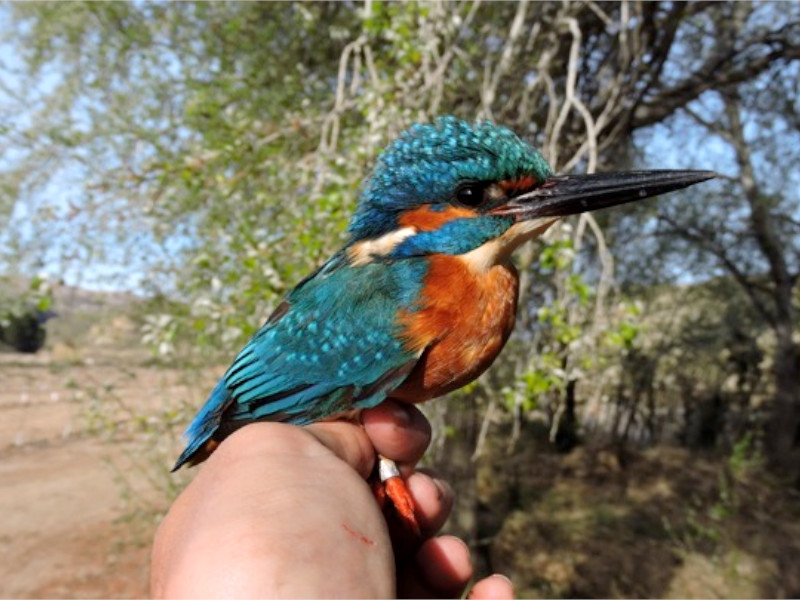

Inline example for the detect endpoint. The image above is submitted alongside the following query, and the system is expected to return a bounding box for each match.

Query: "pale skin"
[151,400,514,599]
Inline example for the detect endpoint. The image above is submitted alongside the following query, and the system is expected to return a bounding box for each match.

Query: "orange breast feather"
[392,255,519,402]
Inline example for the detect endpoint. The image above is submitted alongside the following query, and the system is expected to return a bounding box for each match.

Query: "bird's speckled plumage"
[174,256,428,468]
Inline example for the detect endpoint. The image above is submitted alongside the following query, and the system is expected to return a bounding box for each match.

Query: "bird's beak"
[492,170,717,219]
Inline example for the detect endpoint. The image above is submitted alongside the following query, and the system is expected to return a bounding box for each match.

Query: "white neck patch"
[460,217,558,272]
[348,227,417,266]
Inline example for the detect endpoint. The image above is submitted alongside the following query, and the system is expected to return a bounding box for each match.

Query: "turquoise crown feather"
[348,116,552,240]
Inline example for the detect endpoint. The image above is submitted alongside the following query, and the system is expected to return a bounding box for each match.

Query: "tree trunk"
[725,98,800,481]
[432,395,479,548]
[765,333,800,482]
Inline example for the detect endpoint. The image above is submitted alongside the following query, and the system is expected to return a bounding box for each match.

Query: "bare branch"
[724,95,797,330]
[632,22,800,129]
[658,213,776,326]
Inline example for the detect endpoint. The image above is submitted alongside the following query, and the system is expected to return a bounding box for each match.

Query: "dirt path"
[1,440,151,597]
[0,352,203,597]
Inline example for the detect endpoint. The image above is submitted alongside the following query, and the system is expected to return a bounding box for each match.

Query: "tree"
[647,86,800,478]
[2,0,799,499]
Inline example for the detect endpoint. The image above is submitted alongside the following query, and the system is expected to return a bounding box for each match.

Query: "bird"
[172,116,714,532]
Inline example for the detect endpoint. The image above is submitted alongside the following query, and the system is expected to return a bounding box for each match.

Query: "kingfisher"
[173,116,714,532]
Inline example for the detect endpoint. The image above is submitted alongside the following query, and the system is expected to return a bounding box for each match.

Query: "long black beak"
[493,170,717,219]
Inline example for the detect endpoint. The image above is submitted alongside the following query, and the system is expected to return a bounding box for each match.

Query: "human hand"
[151,400,514,598]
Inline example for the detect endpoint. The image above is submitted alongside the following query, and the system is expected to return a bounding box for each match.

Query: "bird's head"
[347,116,714,270]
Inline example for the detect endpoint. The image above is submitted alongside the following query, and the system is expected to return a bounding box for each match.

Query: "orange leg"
[374,455,421,537]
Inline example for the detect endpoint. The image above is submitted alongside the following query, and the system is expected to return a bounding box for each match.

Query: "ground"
[0,349,198,598]
[477,431,800,598]
[3,346,800,598]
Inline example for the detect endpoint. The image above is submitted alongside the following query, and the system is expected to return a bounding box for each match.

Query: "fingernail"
[387,400,414,427]
[490,574,513,587]
[466,572,511,600]
[432,477,452,501]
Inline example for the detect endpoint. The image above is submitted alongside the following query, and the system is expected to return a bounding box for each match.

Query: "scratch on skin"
[342,522,376,546]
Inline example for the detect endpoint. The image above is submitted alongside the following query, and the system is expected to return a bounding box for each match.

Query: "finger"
[406,471,453,535]
[362,400,432,471]
[416,535,474,593]
[398,535,474,598]
[469,575,515,599]
[305,419,376,479]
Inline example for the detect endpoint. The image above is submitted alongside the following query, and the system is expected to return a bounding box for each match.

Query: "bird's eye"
[455,184,486,207]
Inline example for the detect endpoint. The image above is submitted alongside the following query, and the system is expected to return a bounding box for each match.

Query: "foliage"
[0,275,55,352]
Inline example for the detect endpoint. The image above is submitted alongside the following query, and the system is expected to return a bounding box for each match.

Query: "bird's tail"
[171,379,229,472]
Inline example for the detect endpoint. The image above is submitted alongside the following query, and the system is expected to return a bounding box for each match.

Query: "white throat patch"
[460,217,558,272]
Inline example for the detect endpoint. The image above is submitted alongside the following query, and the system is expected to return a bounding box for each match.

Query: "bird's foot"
[372,455,420,537]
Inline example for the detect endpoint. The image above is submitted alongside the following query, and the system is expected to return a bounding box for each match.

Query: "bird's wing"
[174,255,427,469]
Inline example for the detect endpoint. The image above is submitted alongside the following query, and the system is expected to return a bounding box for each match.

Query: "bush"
[0,309,54,353]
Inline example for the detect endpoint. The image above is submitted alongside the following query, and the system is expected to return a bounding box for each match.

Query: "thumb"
[305,419,376,479]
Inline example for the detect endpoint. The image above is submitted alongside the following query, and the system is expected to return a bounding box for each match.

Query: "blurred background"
[1,1,799,597]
